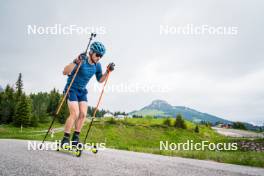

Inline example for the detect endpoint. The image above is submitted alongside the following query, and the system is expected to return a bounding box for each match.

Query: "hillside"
[130,100,262,131]
[130,100,232,124]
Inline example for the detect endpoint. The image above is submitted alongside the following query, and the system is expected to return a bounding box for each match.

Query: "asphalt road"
[0,139,263,176]
[212,127,264,138]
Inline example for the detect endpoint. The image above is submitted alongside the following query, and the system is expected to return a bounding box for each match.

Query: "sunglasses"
[95,53,102,58]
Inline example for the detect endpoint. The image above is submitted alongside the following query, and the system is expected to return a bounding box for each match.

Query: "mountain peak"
[142,99,173,111]
[151,99,169,105]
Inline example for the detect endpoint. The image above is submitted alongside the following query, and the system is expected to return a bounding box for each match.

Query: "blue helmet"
[90,41,106,56]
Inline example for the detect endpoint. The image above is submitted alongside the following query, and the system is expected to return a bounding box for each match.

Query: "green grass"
[0,122,62,140]
[0,117,263,167]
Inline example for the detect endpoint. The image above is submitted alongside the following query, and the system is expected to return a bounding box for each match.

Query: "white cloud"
[0,0,263,123]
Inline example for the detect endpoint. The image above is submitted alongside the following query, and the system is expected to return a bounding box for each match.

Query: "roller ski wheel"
[76,148,82,157]
[57,144,82,157]
[91,145,98,154]
[72,143,83,157]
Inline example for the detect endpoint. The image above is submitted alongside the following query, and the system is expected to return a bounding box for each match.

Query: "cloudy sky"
[0,0,263,124]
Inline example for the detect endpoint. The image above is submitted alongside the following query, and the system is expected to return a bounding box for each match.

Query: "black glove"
[73,53,86,64]
[107,62,115,72]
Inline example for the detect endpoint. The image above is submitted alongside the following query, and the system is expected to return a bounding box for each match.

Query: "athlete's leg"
[64,100,80,133]
[71,101,87,145]
[75,101,88,132]
[61,100,79,146]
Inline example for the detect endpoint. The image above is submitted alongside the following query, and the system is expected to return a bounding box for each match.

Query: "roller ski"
[57,144,82,157]
[56,132,81,157]
[71,132,99,154]
[56,132,98,157]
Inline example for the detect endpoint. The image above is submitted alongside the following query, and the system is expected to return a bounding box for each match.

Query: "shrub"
[174,114,186,129]
[107,117,117,124]
[194,125,199,133]
[163,118,171,127]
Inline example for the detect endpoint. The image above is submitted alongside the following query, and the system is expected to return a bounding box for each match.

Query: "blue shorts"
[65,88,88,102]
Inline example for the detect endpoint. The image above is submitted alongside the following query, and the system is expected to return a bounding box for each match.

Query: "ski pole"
[41,33,96,146]
[83,71,111,144]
